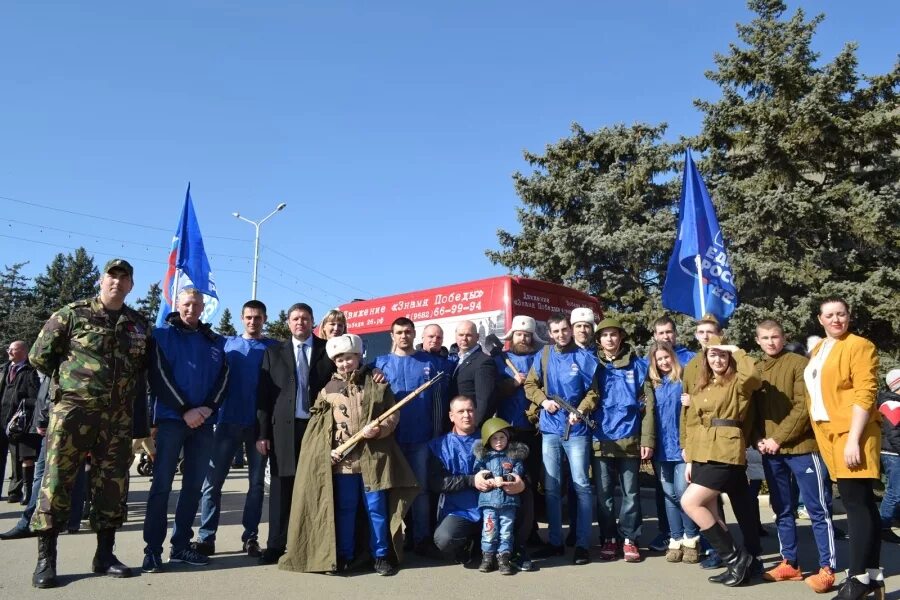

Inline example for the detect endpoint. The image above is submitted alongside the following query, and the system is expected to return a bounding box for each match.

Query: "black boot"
[32,531,58,588]
[701,525,752,586]
[497,552,513,575]
[479,552,496,573]
[22,464,35,506]
[92,529,133,578]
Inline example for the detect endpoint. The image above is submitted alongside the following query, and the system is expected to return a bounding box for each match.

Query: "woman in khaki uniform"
[805,297,882,600]
[680,336,761,588]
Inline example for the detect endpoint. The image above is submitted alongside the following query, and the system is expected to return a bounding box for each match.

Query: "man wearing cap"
[571,308,598,356]
[373,317,443,555]
[583,317,652,563]
[524,312,597,565]
[449,321,496,427]
[878,369,900,543]
[28,259,150,588]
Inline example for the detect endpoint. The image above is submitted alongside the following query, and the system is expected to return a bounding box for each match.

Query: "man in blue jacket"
[191,300,275,558]
[523,312,597,565]
[374,317,442,554]
[142,288,229,573]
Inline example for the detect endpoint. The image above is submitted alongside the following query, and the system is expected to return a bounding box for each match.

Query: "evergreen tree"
[0,262,43,348]
[264,309,290,341]
[33,248,99,320]
[134,282,162,324]
[216,308,238,337]
[691,0,900,356]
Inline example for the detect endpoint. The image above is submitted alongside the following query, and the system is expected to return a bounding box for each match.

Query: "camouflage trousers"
[31,398,133,532]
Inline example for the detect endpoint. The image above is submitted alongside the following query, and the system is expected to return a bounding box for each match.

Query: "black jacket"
[879,389,900,455]
[449,345,496,428]
[0,361,41,427]
[256,336,335,478]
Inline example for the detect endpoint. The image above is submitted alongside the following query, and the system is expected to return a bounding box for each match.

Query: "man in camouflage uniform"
[28,258,149,588]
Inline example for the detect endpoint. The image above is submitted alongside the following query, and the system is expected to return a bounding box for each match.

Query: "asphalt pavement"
[0,462,897,599]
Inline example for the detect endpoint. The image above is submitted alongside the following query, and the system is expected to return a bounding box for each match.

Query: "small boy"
[473,417,528,575]
[277,334,419,576]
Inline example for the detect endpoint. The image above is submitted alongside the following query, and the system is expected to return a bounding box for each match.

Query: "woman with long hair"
[680,336,762,587]
[317,309,347,340]
[805,297,883,600]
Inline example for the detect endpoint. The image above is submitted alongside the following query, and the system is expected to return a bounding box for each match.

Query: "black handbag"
[5,399,29,440]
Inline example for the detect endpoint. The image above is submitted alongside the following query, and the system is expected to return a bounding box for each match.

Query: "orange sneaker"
[762,559,803,582]
[804,567,836,593]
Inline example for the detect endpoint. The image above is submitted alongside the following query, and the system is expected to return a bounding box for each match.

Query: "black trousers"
[0,428,24,498]
[837,478,880,575]
[434,514,481,559]
[266,418,308,551]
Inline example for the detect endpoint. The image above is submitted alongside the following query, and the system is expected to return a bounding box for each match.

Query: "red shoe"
[622,539,641,563]
[763,559,803,582]
[599,539,617,561]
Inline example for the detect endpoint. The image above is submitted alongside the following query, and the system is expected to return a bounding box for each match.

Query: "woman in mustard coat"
[680,335,762,588]
[805,297,882,600]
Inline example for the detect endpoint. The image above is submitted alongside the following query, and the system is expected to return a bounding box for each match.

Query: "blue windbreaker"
[217,336,277,426]
[374,351,440,444]
[149,314,228,423]
[429,432,481,522]
[652,375,684,462]
[591,347,647,442]
[532,344,597,437]
[495,351,538,429]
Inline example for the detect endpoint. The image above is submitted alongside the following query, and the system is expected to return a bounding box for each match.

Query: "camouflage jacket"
[29,297,150,406]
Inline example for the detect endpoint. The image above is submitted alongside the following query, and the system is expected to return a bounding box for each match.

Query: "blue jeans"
[542,433,593,548]
[198,423,266,543]
[655,461,697,539]
[398,441,430,544]
[593,456,642,541]
[143,420,215,555]
[333,474,389,560]
[880,453,900,529]
[763,452,835,568]
[481,506,516,554]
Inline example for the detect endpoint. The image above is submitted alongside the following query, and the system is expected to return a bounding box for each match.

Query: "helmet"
[481,417,512,447]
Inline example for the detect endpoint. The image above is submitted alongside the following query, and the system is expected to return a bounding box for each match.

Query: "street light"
[233,202,287,299]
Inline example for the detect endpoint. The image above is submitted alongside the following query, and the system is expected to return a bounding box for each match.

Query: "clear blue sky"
[1,1,896,326]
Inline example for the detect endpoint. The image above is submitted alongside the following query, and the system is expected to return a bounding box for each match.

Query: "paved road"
[1,464,897,599]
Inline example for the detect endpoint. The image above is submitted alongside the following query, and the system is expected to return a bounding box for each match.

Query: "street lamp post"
[233,203,287,299]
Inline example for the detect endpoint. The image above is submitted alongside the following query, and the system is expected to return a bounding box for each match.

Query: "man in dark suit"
[256,303,334,564]
[0,341,41,504]
[448,321,496,427]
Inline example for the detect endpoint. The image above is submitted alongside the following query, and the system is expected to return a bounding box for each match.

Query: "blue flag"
[157,184,219,327]
[661,151,738,322]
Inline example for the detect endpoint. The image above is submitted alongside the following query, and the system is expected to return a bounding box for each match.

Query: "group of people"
[0,258,894,600]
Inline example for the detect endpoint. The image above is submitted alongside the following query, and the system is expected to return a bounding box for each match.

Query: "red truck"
[339,275,601,358]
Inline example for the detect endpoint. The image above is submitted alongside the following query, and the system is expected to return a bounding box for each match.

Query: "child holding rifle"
[473,417,528,575]
[278,334,419,576]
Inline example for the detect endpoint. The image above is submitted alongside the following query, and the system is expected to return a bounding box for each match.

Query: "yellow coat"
[807,333,880,480]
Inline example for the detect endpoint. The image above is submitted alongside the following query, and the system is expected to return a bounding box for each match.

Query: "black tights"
[836,478,880,575]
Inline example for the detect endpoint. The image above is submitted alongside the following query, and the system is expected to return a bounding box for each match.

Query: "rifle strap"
[541,345,550,396]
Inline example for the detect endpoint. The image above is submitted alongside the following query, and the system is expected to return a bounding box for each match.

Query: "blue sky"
[1,1,896,327]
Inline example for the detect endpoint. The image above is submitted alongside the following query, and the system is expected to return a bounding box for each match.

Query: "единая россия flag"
[661,151,738,322]
[157,183,219,327]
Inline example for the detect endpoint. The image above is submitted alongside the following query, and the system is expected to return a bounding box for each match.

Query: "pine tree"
[0,262,43,348]
[134,282,162,324]
[216,308,238,337]
[264,309,291,341]
[33,248,99,320]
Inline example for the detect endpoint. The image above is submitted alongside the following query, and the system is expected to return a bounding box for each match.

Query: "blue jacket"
[217,336,276,427]
[495,351,538,429]
[472,441,527,508]
[428,432,481,523]
[652,376,684,462]
[149,313,229,423]
[530,343,597,437]
[374,351,440,444]
[591,345,647,442]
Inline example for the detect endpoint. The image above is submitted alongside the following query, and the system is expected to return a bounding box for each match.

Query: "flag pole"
[694,254,706,316]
